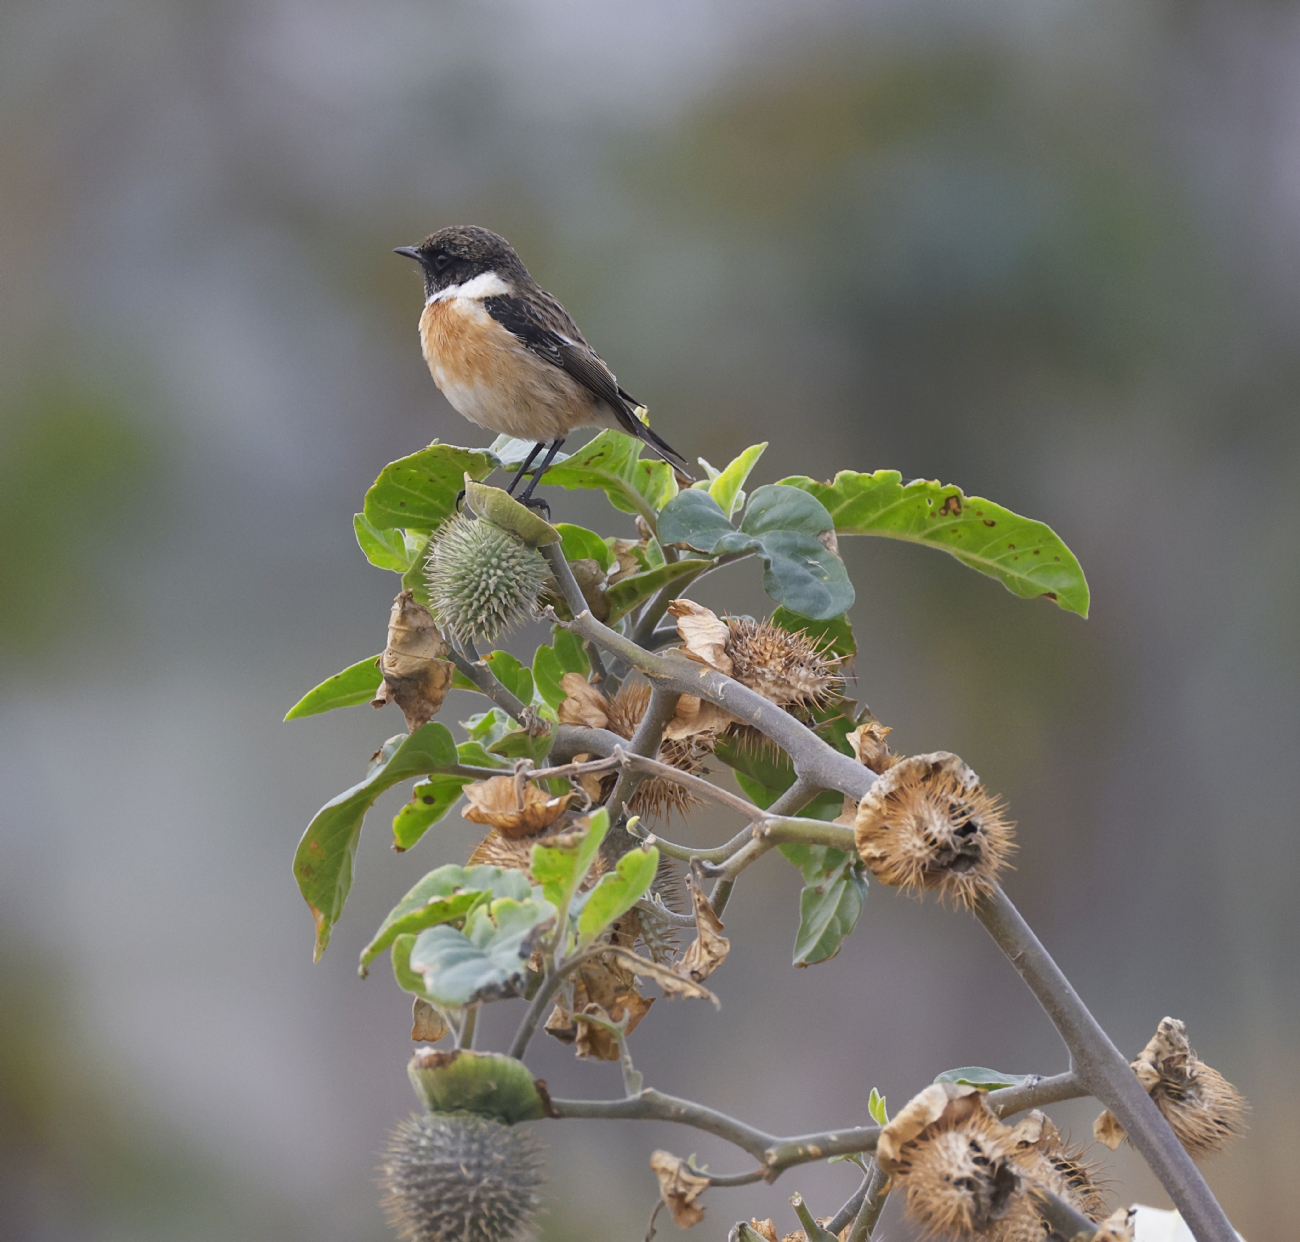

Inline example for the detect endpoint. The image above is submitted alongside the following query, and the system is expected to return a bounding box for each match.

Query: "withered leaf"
[609,947,720,1007]
[557,672,610,729]
[545,953,653,1060]
[669,598,733,675]
[678,870,730,983]
[411,997,449,1043]
[374,591,456,732]
[1093,1108,1126,1150]
[650,1150,710,1229]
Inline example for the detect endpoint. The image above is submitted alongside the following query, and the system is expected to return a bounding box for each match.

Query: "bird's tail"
[624,403,693,479]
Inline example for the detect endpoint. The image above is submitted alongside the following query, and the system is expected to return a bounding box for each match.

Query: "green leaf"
[400,534,432,605]
[721,736,847,822]
[363,442,498,533]
[408,896,556,1006]
[531,808,608,912]
[779,843,868,966]
[576,845,660,946]
[541,428,674,521]
[360,864,532,974]
[780,470,1090,617]
[482,650,534,705]
[293,722,459,960]
[392,774,474,851]
[461,708,514,746]
[868,1088,889,1125]
[708,442,767,518]
[391,933,432,1000]
[532,627,591,709]
[934,1067,1035,1091]
[353,513,421,572]
[456,739,510,770]
[658,485,854,620]
[605,558,712,623]
[555,523,615,572]
[770,607,857,660]
[284,655,382,721]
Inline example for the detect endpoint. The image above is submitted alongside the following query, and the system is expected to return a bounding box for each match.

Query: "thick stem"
[845,1162,889,1242]
[540,546,611,687]
[603,688,681,844]
[974,887,1236,1242]
[447,647,529,721]
[825,1172,872,1235]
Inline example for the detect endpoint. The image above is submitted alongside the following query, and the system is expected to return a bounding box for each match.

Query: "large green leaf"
[658,485,854,620]
[360,864,532,974]
[780,843,868,966]
[363,443,498,533]
[293,722,459,959]
[481,650,534,705]
[695,441,767,519]
[780,470,1089,617]
[541,428,674,522]
[284,655,382,721]
[576,845,660,947]
[392,774,475,851]
[408,896,556,1007]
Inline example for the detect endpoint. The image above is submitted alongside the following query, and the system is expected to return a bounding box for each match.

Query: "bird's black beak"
[393,246,422,262]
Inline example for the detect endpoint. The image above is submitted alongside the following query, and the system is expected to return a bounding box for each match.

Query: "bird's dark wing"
[483,292,690,473]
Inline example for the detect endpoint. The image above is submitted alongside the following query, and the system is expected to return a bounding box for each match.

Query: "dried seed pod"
[877,1083,1023,1240]
[379,1111,544,1242]
[854,752,1014,906]
[425,512,549,645]
[991,1112,1108,1240]
[1093,1017,1246,1159]
[670,600,842,710]
[460,776,573,839]
[556,674,714,820]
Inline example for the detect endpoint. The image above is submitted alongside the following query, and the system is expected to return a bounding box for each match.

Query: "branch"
[987,1071,1086,1118]
[447,644,530,722]
[507,945,612,1061]
[546,1090,879,1179]
[539,545,610,687]
[845,1163,889,1242]
[974,887,1237,1242]
[604,688,682,832]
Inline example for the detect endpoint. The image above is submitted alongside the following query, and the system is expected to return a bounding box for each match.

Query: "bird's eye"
[433,252,452,272]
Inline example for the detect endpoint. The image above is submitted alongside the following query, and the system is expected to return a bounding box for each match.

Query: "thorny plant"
[288,433,1245,1242]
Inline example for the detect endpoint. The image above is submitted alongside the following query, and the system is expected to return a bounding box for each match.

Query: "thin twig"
[825,1171,872,1235]
[640,824,756,865]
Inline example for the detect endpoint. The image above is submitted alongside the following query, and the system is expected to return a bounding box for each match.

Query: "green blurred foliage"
[0,385,156,662]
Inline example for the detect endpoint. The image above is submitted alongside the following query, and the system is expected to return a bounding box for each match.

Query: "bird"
[394,225,690,505]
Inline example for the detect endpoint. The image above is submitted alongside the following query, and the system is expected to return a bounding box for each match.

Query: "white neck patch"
[426,270,511,305]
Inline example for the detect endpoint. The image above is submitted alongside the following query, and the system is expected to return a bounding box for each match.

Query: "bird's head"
[394,225,526,300]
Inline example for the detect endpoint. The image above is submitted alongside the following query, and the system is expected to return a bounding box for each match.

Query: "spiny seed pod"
[379,1111,544,1242]
[425,512,549,645]
[991,1112,1107,1241]
[1094,1017,1247,1159]
[854,752,1014,907]
[877,1084,1023,1240]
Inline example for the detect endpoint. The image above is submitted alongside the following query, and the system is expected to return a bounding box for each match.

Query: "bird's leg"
[516,439,565,508]
[503,442,546,496]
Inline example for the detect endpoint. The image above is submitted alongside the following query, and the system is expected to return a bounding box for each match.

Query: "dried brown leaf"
[669,598,734,675]
[609,947,720,1007]
[373,591,455,731]
[545,954,654,1060]
[846,720,895,774]
[650,1150,710,1229]
[1093,1109,1125,1150]
[461,775,574,839]
[678,870,730,983]
[557,672,611,729]
[410,998,448,1043]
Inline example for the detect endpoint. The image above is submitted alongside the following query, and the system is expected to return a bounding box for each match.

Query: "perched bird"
[395,225,689,504]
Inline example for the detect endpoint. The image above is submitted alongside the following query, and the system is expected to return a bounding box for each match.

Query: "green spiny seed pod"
[426,512,549,645]
[379,1111,545,1242]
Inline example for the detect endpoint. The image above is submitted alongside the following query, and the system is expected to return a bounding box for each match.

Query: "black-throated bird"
[395,226,689,504]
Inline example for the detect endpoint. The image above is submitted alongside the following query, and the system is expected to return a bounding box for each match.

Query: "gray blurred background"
[1,0,1296,1238]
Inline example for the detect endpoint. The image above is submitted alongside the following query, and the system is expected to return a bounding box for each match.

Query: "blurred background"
[1,0,1297,1238]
